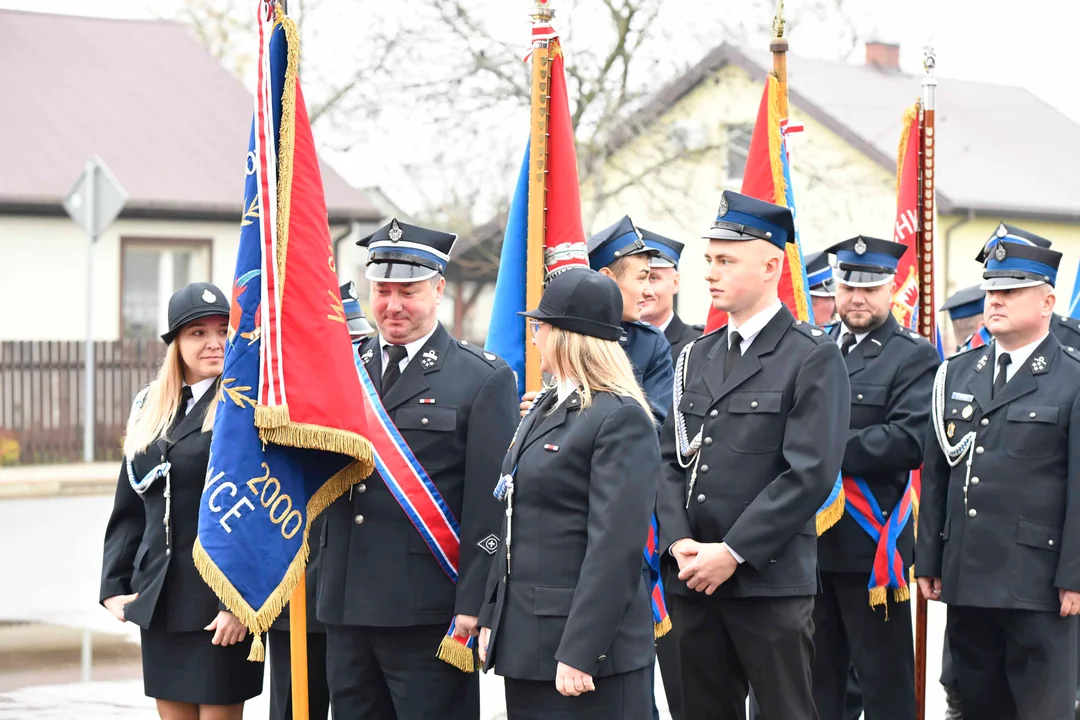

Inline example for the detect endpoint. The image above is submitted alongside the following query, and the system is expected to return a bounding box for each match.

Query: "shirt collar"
[186,376,217,405]
[729,299,783,347]
[656,311,676,333]
[838,322,870,347]
[380,324,439,364]
[995,333,1049,372]
[556,377,581,405]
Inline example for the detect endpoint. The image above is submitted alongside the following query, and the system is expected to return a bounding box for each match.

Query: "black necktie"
[382,345,409,394]
[725,331,743,378]
[840,333,857,357]
[172,385,193,432]
[992,352,1012,398]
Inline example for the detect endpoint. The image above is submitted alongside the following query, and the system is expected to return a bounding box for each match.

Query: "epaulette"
[1059,315,1080,334]
[894,326,932,345]
[791,319,832,344]
[132,385,150,411]
[691,323,705,332]
[456,339,504,368]
[1063,345,1080,363]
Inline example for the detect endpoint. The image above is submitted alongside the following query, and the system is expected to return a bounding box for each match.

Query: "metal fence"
[0,340,167,465]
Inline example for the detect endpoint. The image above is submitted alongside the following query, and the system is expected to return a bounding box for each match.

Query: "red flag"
[890,104,921,329]
[705,76,810,332]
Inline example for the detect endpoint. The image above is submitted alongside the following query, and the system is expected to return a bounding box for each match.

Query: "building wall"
[0,215,352,341]
[581,63,899,327]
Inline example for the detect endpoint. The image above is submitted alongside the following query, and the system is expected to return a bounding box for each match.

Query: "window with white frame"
[726,124,755,183]
[121,239,212,340]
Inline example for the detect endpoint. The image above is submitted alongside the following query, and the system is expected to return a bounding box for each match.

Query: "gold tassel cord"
[436,637,475,673]
[654,615,672,640]
[816,488,846,536]
[248,633,266,662]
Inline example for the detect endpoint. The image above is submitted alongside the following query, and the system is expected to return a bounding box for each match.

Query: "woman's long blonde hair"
[543,325,655,422]
[123,341,218,458]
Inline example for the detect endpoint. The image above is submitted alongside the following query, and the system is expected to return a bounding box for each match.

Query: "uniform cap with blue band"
[804,250,835,297]
[824,236,908,289]
[358,218,458,282]
[701,190,795,251]
[940,284,985,321]
[587,216,658,271]
[976,222,1052,265]
[980,239,1062,290]
[339,281,375,337]
[638,227,684,269]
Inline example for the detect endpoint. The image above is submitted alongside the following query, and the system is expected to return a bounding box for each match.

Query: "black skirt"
[504,665,652,720]
[141,628,264,704]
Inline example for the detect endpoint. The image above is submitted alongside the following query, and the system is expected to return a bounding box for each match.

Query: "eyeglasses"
[528,319,544,336]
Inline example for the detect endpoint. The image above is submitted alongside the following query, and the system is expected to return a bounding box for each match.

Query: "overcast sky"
[4,0,1077,211]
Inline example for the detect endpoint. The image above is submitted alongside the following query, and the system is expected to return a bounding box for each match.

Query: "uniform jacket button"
[975,446,984,455]
[968,509,977,518]
[597,654,607,662]
[710,409,719,418]
[356,483,367,493]
[700,465,709,474]
[980,418,989,426]
[703,437,713,446]
[696,494,706,504]
[354,515,365,525]
[421,417,429,426]
[750,401,759,409]
[857,394,864,401]
[970,477,980,485]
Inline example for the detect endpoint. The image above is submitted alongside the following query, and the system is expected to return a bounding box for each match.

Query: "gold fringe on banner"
[816,487,846,536]
[254,403,291,429]
[654,616,672,639]
[248,633,266,662]
[895,102,920,196]
[436,637,475,673]
[272,3,301,298]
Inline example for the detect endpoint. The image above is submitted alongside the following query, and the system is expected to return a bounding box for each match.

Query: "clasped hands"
[672,539,739,595]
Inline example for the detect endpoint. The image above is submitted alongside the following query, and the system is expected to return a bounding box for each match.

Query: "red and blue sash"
[961,326,991,352]
[355,358,477,671]
[841,475,914,611]
[644,514,671,638]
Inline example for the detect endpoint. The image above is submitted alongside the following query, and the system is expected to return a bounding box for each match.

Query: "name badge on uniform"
[951,392,974,402]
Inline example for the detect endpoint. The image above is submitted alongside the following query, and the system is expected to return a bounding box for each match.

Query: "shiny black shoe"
[944,687,963,720]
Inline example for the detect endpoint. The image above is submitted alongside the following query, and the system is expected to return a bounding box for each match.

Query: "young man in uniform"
[639,227,704,365]
[805,250,838,326]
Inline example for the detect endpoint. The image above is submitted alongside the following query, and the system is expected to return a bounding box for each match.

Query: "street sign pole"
[63,157,127,465]
[83,160,97,463]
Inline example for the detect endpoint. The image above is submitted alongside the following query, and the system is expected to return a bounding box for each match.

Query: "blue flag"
[194,8,373,662]
[485,142,531,396]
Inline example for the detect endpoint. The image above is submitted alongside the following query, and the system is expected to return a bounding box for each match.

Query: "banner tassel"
[654,615,672,639]
[436,636,475,673]
[816,487,846,536]
[247,632,265,662]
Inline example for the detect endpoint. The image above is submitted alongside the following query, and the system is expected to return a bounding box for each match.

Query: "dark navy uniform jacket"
[316,323,519,627]
[621,320,674,422]
[664,313,704,365]
[916,334,1080,611]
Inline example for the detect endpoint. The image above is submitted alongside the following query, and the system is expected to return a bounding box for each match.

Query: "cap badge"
[854,238,867,255]
[389,219,404,242]
[995,243,1007,262]
[202,289,217,303]
[717,195,729,218]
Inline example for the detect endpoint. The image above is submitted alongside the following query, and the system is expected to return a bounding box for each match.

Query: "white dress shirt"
[836,322,869,351]
[379,325,439,373]
[657,312,676,334]
[728,299,784,353]
[185,377,216,414]
[556,377,581,406]
[994,334,1049,383]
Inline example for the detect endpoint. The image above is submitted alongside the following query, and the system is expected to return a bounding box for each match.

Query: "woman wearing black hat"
[478,268,660,720]
[100,282,263,720]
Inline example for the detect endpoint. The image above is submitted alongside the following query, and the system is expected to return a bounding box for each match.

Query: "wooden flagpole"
[525,0,553,393]
[770,0,789,114]
[913,44,938,720]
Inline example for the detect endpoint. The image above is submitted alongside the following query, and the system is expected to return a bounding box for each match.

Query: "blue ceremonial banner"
[485,141,531,396]
[194,4,373,662]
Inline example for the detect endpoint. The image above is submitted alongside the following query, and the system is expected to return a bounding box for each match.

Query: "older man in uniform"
[811,236,939,720]
[658,191,850,720]
[806,250,838,326]
[639,227,704,365]
[916,235,1080,719]
[317,219,519,720]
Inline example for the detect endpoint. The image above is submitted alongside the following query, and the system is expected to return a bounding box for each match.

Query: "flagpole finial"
[530,0,554,22]
[923,44,937,75]
[772,0,786,39]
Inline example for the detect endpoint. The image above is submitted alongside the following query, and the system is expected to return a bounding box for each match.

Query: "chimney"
[865,41,900,70]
